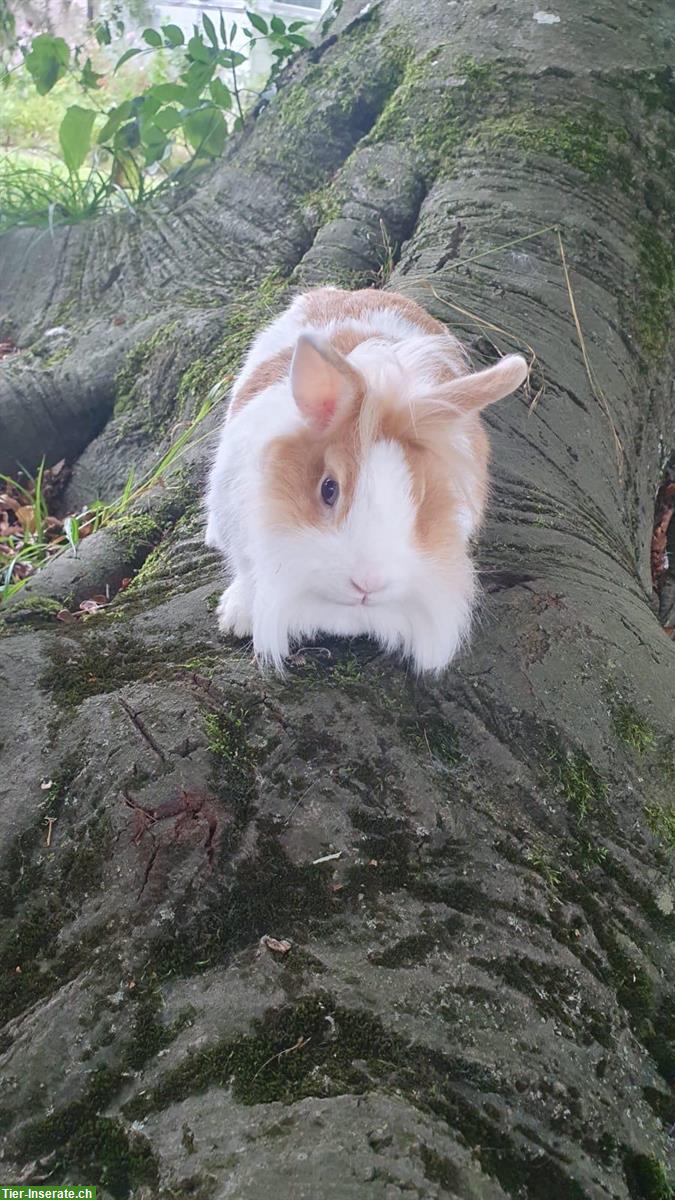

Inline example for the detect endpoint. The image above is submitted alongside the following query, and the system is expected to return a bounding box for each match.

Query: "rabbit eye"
[320,477,339,507]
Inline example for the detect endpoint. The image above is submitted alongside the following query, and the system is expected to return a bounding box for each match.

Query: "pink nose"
[350,573,385,596]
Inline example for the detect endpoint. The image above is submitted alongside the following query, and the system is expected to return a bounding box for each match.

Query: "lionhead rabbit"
[205,287,527,672]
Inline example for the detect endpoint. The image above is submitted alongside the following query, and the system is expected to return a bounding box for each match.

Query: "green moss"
[473,953,614,1048]
[123,990,586,1198]
[371,929,443,969]
[204,704,257,811]
[146,817,336,981]
[303,182,343,224]
[367,47,456,165]
[41,633,153,708]
[611,700,656,753]
[347,807,414,893]
[649,995,675,1083]
[55,810,113,902]
[631,220,675,359]
[545,744,606,825]
[0,751,84,916]
[476,113,630,183]
[0,754,113,1023]
[409,713,461,766]
[645,802,675,850]
[176,272,289,410]
[420,1146,462,1193]
[109,511,163,556]
[556,875,666,1069]
[14,1065,157,1200]
[624,1152,673,1200]
[0,595,63,631]
[42,342,71,368]
[114,322,178,416]
[120,976,192,1073]
[642,1085,674,1127]
[525,842,562,891]
[271,25,407,177]
[40,631,211,708]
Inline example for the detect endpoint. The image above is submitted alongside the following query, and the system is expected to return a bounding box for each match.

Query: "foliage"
[0,388,218,604]
[0,8,311,228]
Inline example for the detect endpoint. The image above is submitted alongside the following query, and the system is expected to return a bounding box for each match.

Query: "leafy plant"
[0,8,311,228]
[0,386,220,604]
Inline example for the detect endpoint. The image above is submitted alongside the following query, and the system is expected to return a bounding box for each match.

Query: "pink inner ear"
[291,332,358,430]
[312,397,339,429]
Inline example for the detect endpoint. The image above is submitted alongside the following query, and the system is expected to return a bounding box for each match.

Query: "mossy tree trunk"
[1,2,673,1198]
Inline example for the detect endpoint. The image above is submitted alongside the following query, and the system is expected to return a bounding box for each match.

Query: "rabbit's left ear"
[291,333,362,431]
[443,355,528,412]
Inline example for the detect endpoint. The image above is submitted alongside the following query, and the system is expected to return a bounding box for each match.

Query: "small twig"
[423,282,542,411]
[251,1036,311,1083]
[556,229,623,473]
[118,697,167,762]
[312,850,342,865]
[283,782,314,827]
[435,223,560,273]
[44,816,56,847]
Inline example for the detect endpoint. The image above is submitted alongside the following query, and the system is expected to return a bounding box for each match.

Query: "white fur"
[204,293,521,673]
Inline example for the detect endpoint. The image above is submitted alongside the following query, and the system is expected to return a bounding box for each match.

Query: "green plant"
[0,387,218,604]
[0,9,311,228]
[0,158,111,233]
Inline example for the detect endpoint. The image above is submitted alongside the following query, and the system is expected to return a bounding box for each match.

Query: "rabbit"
[204,286,527,673]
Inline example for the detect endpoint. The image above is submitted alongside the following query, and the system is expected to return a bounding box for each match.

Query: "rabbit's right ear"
[291,333,361,431]
[444,355,529,413]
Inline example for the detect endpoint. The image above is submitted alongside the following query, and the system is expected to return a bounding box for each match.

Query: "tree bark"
[0,2,673,1198]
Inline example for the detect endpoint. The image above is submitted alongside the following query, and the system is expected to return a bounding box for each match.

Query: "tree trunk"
[1,2,673,1198]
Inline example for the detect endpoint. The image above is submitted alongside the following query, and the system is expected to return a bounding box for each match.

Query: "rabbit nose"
[350,573,385,596]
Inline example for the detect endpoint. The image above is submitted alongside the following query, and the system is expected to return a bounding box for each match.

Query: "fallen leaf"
[16,504,36,532]
[260,935,292,954]
[56,609,76,622]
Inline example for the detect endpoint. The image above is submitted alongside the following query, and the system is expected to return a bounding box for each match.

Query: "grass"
[0,388,219,605]
[644,802,675,851]
[0,158,115,234]
[611,701,656,754]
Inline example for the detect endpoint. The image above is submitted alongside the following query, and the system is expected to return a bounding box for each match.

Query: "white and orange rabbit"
[205,287,527,672]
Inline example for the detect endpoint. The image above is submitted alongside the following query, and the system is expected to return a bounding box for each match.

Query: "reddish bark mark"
[122,787,225,897]
[651,479,675,593]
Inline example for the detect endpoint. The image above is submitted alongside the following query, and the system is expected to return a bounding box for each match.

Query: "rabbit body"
[205,287,527,671]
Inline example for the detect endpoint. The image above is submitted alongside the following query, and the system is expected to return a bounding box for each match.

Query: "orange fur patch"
[229,289,447,419]
[229,323,393,419]
[231,287,486,561]
[265,377,488,563]
[300,287,446,337]
[229,346,293,417]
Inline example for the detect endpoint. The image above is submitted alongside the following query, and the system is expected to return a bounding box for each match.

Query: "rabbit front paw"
[216,579,253,639]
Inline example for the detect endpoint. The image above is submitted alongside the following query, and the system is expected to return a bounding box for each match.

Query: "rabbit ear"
[444,355,528,413]
[291,332,361,430]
